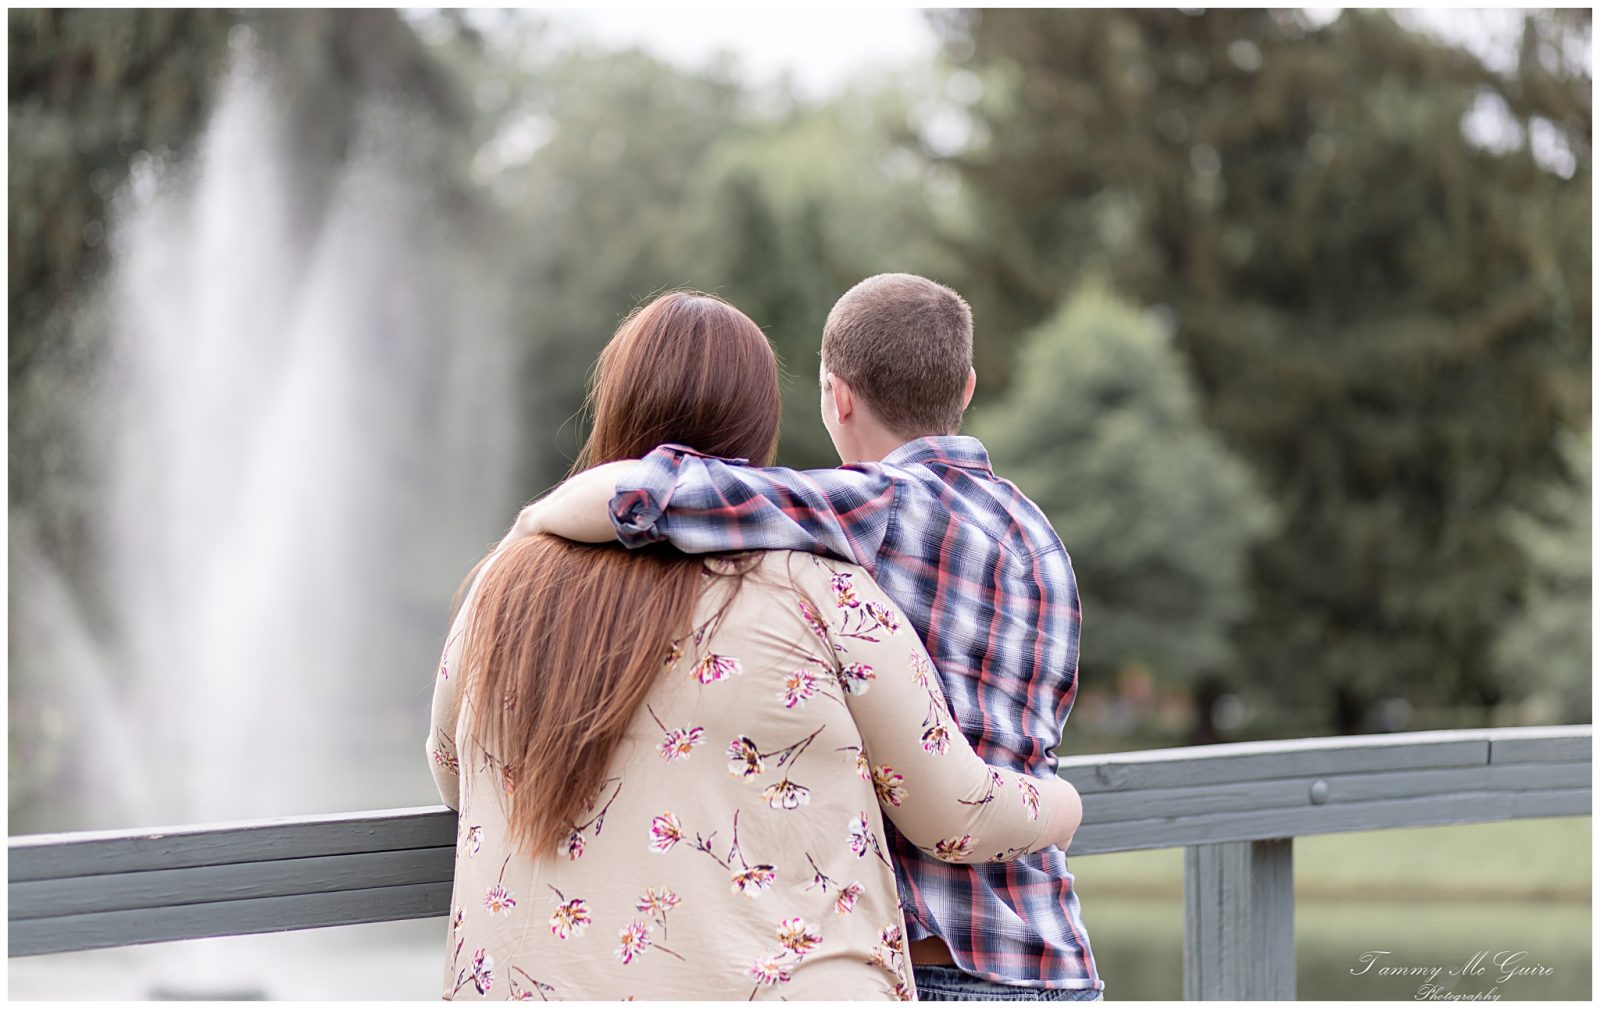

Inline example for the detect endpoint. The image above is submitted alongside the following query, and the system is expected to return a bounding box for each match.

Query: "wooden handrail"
[9,724,1591,999]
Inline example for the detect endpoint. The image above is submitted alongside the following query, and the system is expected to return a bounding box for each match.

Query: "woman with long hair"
[427,291,1082,1000]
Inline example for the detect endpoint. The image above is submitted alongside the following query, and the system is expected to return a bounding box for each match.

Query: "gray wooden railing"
[9,724,1591,1000]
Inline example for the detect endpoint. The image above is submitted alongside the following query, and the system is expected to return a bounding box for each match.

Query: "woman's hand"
[497,499,551,552]
[497,460,640,551]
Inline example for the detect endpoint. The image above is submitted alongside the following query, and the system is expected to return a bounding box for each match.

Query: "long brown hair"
[457,291,780,856]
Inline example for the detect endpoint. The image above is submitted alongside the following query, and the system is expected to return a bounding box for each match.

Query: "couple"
[428,274,1103,1001]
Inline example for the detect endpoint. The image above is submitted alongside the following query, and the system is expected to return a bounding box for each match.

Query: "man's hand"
[497,460,638,549]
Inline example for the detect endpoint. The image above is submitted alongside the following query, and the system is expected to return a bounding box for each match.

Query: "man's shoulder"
[883,458,1068,562]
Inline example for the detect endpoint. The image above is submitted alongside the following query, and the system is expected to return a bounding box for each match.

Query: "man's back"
[609,435,1102,991]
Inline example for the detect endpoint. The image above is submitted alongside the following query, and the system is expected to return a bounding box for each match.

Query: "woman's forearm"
[1040,774,1083,852]
[503,460,637,547]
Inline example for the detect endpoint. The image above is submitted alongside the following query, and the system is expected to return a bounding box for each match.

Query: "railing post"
[1183,838,1295,1000]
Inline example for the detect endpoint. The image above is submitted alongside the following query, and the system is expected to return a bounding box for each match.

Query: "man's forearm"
[509,460,635,545]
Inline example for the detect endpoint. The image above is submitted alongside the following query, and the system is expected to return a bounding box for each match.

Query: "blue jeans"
[913,965,1104,1001]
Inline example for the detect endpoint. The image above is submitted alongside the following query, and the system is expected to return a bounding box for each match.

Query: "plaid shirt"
[610,435,1100,991]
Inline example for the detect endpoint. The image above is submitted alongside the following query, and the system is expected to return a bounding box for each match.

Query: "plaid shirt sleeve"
[608,443,896,569]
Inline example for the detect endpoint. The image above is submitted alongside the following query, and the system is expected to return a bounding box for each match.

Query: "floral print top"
[428,550,1065,1001]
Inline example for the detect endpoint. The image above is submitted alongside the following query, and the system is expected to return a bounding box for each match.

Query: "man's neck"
[843,427,940,464]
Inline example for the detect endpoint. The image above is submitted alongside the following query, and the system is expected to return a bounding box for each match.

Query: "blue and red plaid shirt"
[610,435,1101,991]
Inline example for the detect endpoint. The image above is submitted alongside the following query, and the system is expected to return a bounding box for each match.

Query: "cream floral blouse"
[428,550,1064,1001]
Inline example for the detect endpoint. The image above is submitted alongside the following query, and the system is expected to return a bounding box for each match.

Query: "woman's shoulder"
[715,550,872,609]
[745,549,871,582]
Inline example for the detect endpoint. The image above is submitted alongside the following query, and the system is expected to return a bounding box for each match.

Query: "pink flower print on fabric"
[830,571,860,609]
[779,668,821,708]
[432,745,459,774]
[748,954,793,988]
[481,854,519,916]
[470,949,494,995]
[615,920,653,965]
[648,812,683,853]
[834,882,863,915]
[549,897,591,939]
[776,917,823,956]
[560,828,585,861]
[837,662,876,695]
[659,725,704,762]
[910,652,932,689]
[635,887,681,918]
[730,864,777,897]
[761,778,811,811]
[848,813,874,858]
[798,597,831,640]
[483,885,517,915]
[647,704,703,764]
[864,600,902,635]
[1018,777,1042,821]
[691,653,742,684]
[870,765,906,807]
[934,834,976,861]
[867,924,907,978]
[726,736,764,778]
[836,744,871,781]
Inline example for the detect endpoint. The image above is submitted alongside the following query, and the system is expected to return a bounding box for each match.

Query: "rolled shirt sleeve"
[610,445,698,549]
[609,443,897,567]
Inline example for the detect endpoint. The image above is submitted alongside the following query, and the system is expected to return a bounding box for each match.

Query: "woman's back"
[429,548,1065,1000]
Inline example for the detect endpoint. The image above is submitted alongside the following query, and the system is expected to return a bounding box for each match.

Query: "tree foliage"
[973,283,1273,692]
[934,8,1591,729]
[8,8,1590,821]
[1493,427,1592,722]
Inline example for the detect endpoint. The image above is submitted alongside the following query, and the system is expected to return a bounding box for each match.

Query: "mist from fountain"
[98,42,518,829]
[99,41,513,1001]
[8,38,523,997]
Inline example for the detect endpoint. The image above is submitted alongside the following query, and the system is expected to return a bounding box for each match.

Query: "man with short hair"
[514,273,1103,1000]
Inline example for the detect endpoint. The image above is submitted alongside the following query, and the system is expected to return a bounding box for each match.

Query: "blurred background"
[7,6,1591,1000]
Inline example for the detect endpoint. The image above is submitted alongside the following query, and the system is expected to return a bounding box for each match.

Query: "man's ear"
[829,372,856,422]
[960,368,977,411]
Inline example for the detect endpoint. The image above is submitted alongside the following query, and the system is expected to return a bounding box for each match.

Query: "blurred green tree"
[1493,426,1591,722]
[460,41,962,486]
[698,90,964,470]
[973,283,1274,731]
[457,45,752,487]
[934,8,1591,731]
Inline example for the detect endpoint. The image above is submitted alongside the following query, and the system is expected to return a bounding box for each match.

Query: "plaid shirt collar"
[881,435,996,475]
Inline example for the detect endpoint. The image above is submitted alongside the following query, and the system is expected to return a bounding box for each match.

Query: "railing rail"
[9,724,1591,999]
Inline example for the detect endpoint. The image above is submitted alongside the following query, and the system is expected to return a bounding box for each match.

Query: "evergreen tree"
[973,283,1273,708]
[700,91,963,470]
[935,8,1591,731]
[1493,426,1591,721]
